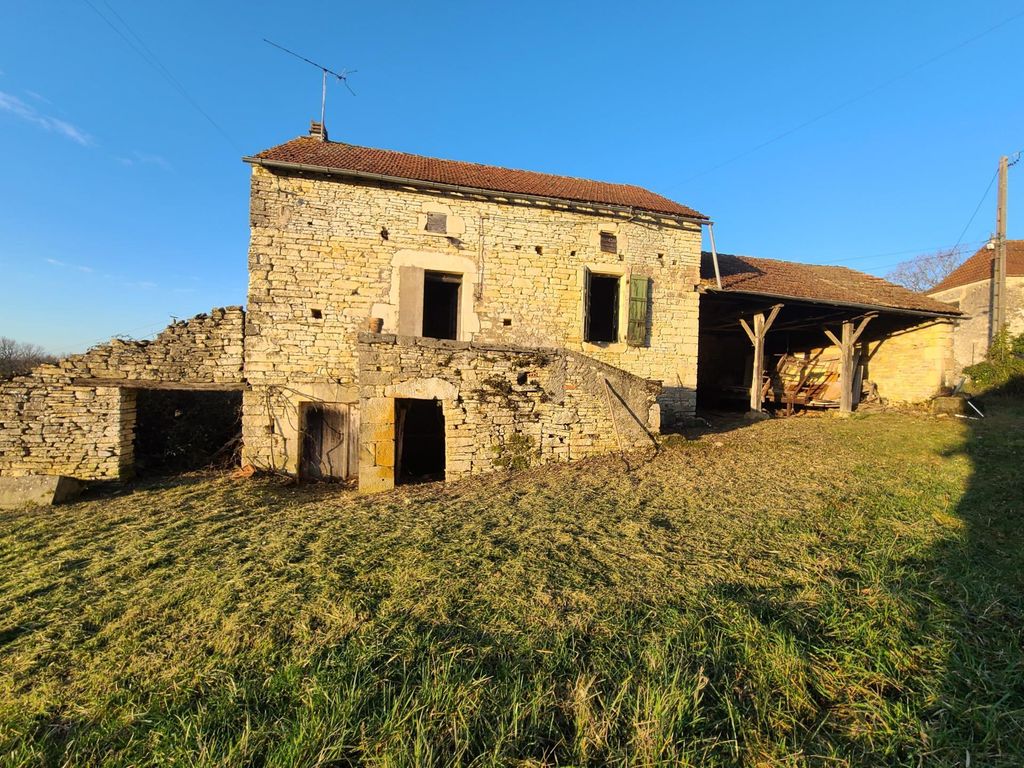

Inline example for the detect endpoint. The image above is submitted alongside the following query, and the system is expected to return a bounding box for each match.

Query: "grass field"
[1,399,1022,766]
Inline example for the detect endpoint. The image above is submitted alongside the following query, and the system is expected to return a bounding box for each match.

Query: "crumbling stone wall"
[242,165,701,474]
[0,308,245,480]
[357,334,661,494]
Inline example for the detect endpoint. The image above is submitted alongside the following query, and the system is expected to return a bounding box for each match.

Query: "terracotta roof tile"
[249,136,706,220]
[929,240,1024,293]
[700,252,960,315]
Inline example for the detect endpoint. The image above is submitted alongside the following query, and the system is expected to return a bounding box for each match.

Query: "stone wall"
[0,308,245,480]
[357,334,661,494]
[863,319,955,403]
[242,165,702,473]
[929,276,1024,372]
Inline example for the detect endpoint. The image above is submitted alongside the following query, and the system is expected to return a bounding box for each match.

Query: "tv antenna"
[264,39,356,131]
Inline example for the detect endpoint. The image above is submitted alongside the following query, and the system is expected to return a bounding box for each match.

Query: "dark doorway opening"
[422,271,461,340]
[133,390,241,475]
[301,403,359,481]
[586,274,620,342]
[395,398,445,484]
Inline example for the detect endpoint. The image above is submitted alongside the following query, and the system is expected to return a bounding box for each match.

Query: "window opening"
[585,272,620,342]
[422,271,461,340]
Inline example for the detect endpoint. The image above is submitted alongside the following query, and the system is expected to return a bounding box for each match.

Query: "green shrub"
[964,330,1024,394]
[493,432,537,471]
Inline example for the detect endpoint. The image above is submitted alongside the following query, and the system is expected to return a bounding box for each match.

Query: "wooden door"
[301,403,359,480]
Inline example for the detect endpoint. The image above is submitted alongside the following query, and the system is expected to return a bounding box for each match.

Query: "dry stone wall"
[0,307,245,480]
[357,334,661,494]
[242,165,701,473]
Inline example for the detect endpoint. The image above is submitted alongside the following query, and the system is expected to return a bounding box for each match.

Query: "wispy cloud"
[117,149,172,171]
[0,90,92,146]
[47,257,159,289]
[24,90,51,105]
[46,257,94,273]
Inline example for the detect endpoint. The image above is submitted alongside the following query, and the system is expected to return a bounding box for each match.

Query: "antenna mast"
[264,39,356,135]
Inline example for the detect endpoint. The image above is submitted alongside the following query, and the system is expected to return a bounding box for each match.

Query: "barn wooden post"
[739,304,783,413]
[823,313,876,414]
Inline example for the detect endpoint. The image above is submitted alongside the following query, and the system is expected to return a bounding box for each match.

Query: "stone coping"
[356,332,662,391]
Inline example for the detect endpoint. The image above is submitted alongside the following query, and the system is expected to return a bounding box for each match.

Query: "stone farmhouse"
[928,240,1024,372]
[0,124,962,497]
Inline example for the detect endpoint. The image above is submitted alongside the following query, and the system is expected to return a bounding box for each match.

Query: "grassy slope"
[0,404,1022,767]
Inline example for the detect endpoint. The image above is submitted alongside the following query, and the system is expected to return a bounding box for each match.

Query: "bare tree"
[0,337,58,380]
[885,247,966,293]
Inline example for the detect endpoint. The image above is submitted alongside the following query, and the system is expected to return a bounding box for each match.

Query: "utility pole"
[992,155,1009,343]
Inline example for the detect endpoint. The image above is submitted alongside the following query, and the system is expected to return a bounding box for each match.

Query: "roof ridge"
[929,240,1024,293]
[252,135,706,220]
[296,135,660,192]
[700,251,960,316]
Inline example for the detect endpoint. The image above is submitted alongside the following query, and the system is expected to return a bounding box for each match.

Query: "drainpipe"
[476,214,485,300]
[707,221,722,290]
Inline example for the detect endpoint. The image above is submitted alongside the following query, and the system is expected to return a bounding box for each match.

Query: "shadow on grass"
[926,379,1024,761]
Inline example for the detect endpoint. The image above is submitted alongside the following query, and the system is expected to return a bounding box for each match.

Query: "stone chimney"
[309,120,328,141]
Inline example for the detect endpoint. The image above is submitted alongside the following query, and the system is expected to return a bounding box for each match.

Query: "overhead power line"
[950,168,999,254]
[80,0,240,152]
[671,8,1024,189]
[821,238,989,268]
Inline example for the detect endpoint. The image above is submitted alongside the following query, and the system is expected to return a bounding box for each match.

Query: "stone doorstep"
[0,475,83,509]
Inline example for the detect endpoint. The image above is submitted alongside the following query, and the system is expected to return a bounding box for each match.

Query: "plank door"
[301,403,359,480]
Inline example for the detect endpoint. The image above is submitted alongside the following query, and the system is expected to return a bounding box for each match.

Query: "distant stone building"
[928,241,1024,372]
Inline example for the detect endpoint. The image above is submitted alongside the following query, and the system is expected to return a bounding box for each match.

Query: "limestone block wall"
[930,276,1024,372]
[356,334,661,494]
[242,165,701,472]
[863,320,955,403]
[0,307,245,480]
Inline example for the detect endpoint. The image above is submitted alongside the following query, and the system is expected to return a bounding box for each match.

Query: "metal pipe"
[476,214,485,300]
[243,156,711,227]
[707,221,722,290]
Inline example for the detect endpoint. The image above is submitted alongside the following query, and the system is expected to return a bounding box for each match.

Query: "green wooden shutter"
[626,275,649,346]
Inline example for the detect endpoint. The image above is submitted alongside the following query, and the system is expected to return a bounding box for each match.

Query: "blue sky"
[2,1,1022,353]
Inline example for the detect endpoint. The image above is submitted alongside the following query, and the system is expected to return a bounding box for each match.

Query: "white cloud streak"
[46,257,94,273]
[0,90,92,146]
[117,150,172,171]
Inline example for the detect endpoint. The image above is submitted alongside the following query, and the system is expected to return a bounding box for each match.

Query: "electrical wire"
[79,0,241,152]
[670,8,1024,188]
[950,168,998,254]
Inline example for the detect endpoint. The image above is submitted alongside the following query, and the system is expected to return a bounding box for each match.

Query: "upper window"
[600,231,617,254]
[585,271,620,343]
[422,271,461,340]
[425,213,447,234]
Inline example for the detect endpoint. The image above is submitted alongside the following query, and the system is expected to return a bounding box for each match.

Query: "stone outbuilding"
[0,308,245,480]
[697,253,960,413]
[927,240,1024,372]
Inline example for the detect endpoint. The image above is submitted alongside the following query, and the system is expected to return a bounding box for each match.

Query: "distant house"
[928,241,1024,371]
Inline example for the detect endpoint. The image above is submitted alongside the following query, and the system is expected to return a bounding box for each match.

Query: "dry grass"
[1,402,1022,766]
